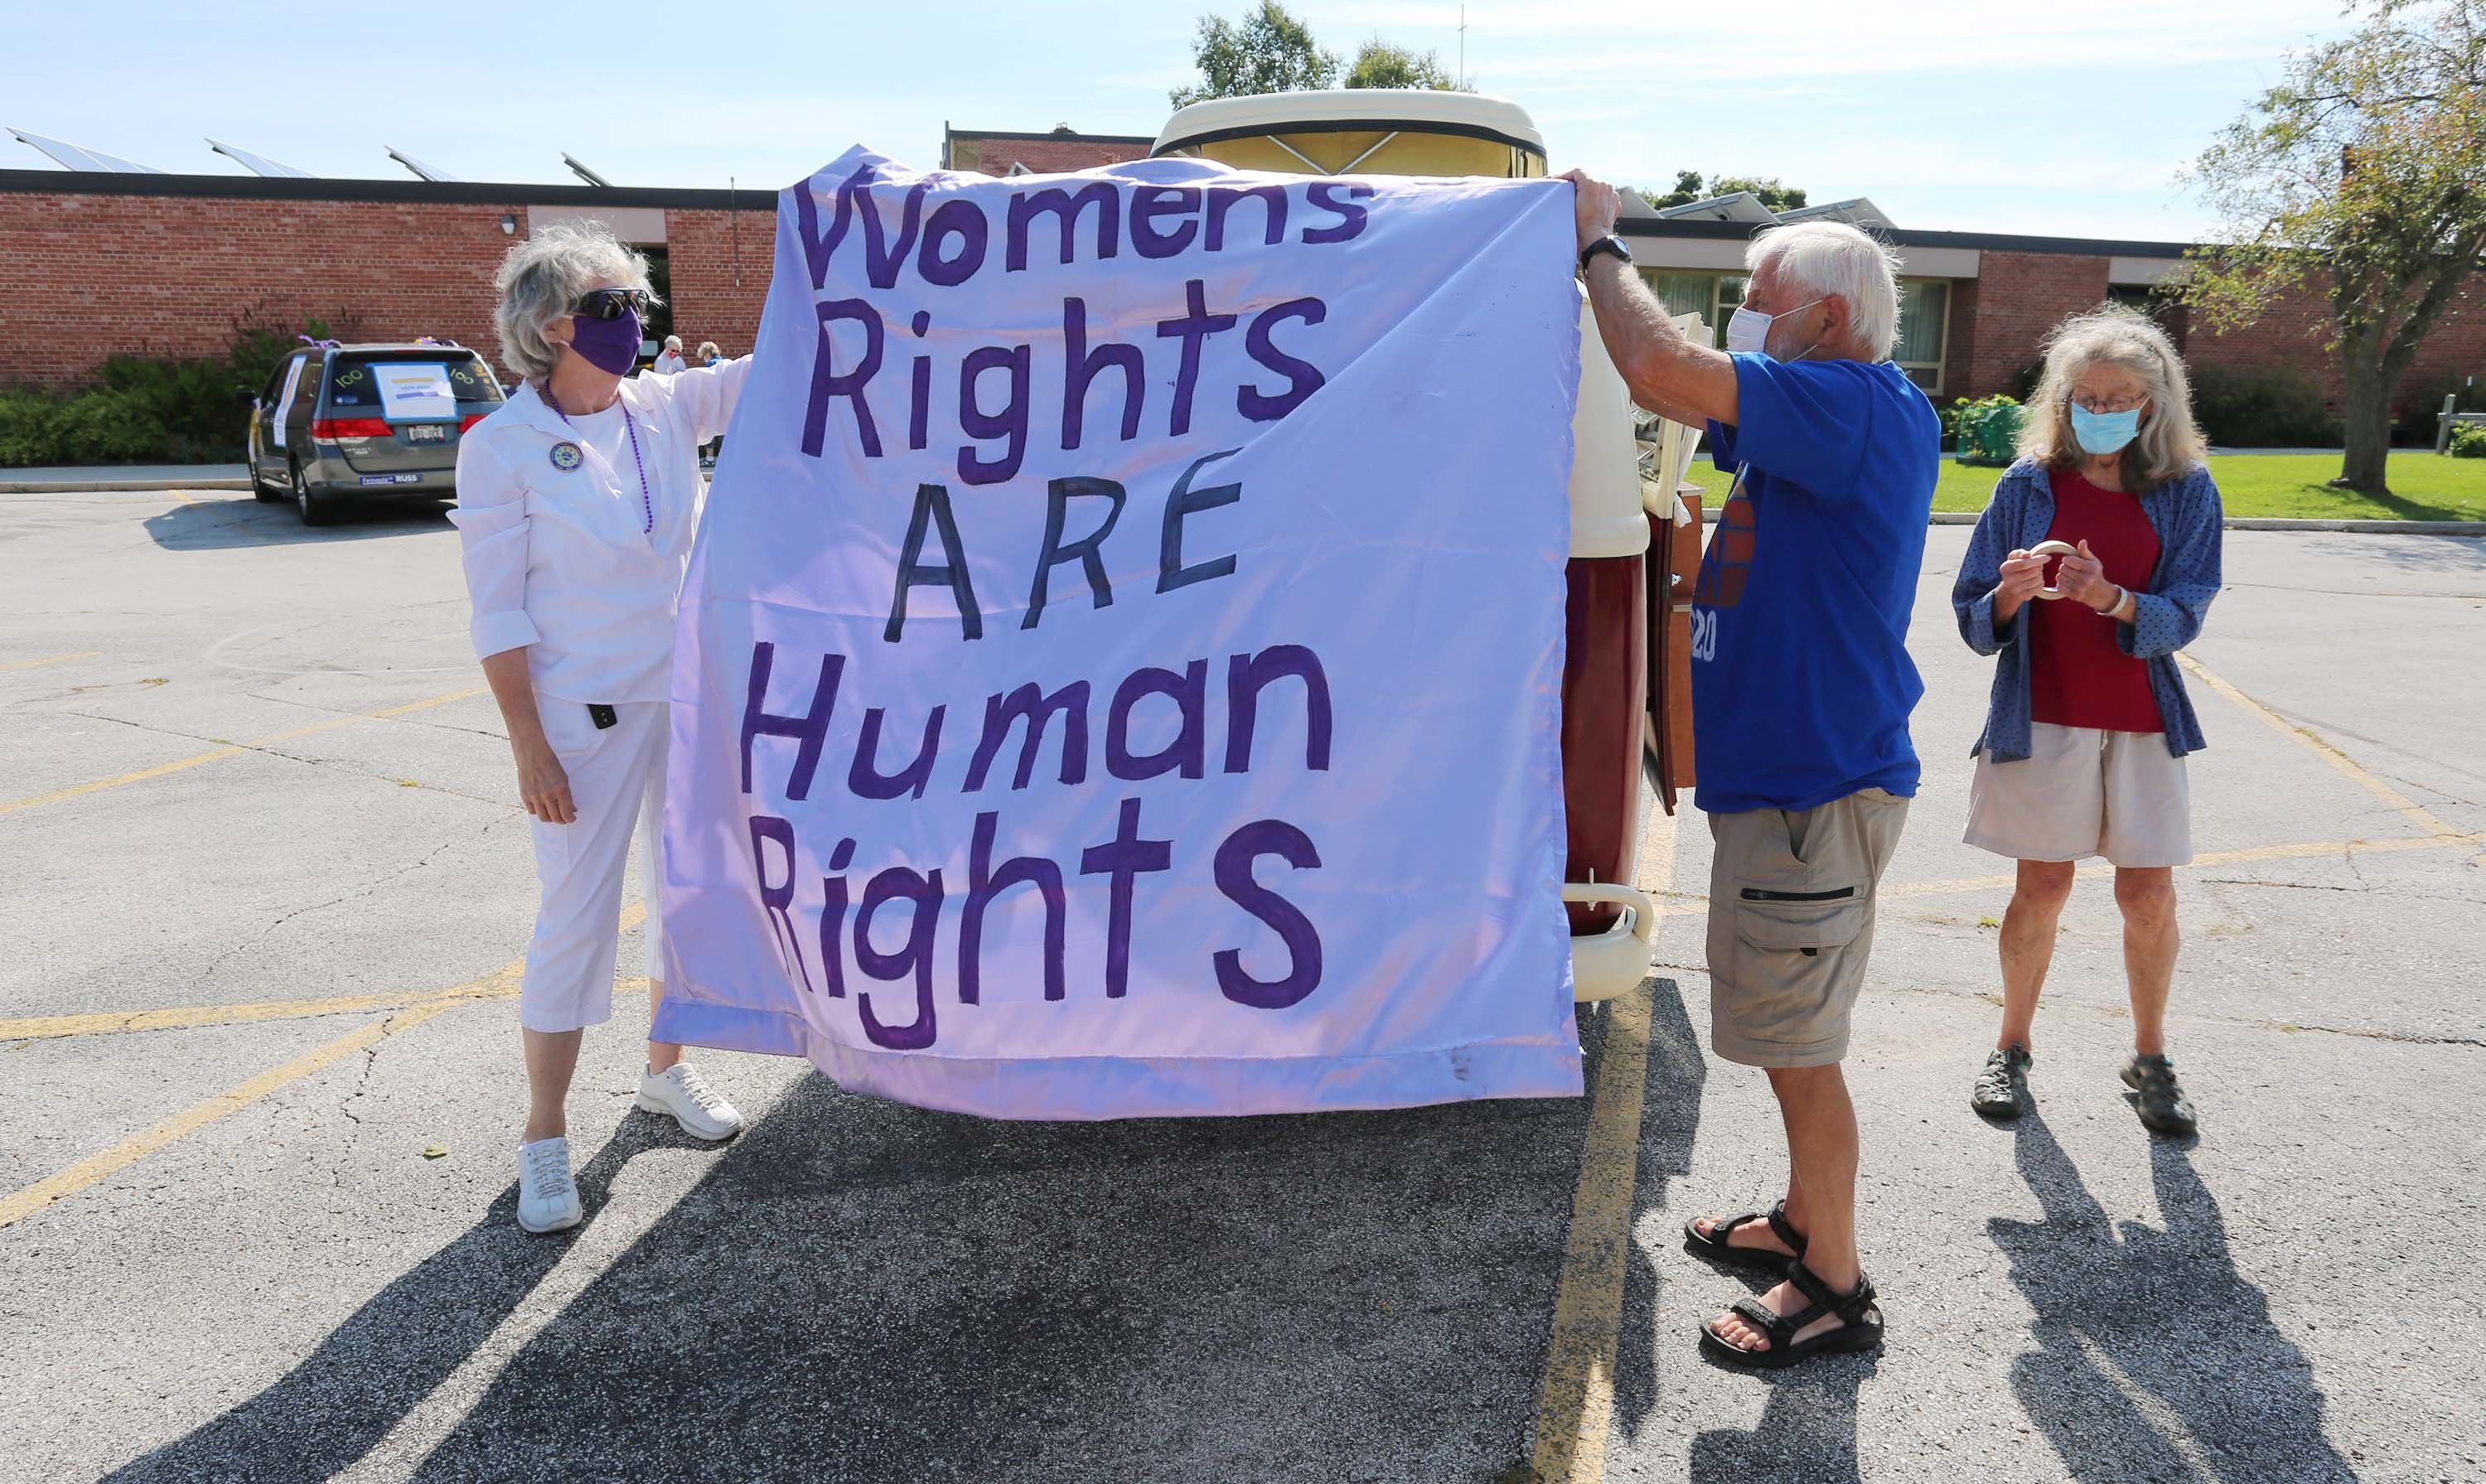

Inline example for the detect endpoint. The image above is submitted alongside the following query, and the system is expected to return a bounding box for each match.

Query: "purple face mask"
[566,309,641,376]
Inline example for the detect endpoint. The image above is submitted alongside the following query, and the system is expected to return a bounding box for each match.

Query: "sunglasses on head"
[572,288,650,321]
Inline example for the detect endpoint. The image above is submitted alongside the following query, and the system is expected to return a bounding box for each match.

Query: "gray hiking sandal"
[1971,1044,2033,1119]
[2121,1053,2198,1136]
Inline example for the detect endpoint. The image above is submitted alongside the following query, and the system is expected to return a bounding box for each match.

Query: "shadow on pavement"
[2302,531,2486,575]
[1609,976,1710,1450]
[141,498,449,550]
[1993,1110,2357,1484]
[101,1125,662,1483]
[111,1060,1594,1483]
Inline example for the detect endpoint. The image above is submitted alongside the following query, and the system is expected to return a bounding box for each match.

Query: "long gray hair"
[2016,304,2208,491]
[491,220,660,384]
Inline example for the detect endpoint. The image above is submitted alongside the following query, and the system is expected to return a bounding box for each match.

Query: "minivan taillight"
[312,417,393,441]
[458,413,488,433]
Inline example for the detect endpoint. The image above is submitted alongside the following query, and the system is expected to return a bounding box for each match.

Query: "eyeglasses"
[572,288,651,321]
[2070,391,2149,414]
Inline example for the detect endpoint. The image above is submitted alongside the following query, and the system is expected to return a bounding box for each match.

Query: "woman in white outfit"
[452,220,750,1233]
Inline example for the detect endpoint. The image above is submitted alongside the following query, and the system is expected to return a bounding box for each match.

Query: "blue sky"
[11,1,2349,239]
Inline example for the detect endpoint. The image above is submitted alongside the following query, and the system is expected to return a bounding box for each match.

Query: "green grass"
[1932,452,2486,521]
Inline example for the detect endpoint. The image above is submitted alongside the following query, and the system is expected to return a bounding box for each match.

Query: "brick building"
[1619,207,2486,413]
[939,124,1153,176]
[4,155,2479,421]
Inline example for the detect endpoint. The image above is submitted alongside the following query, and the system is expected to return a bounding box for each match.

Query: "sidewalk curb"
[0,479,252,494]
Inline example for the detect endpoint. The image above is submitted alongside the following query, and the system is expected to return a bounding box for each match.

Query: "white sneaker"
[637,1061,745,1142]
[515,1136,581,1234]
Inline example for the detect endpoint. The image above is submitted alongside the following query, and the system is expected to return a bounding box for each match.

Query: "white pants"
[521,698,668,1033]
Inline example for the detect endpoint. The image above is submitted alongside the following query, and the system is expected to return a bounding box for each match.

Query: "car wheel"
[293,461,336,527]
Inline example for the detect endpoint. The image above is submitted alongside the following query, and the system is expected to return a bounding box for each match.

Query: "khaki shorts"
[1705,788,1909,1068]
[1965,723,2191,868]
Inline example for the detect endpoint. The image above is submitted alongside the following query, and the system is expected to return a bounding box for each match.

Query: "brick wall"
[0,190,523,385]
[1947,250,2486,417]
[1947,251,2110,399]
[663,207,776,360]
[946,137,1151,175]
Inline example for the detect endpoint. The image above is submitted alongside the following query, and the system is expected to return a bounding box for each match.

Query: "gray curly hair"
[2016,304,2208,492]
[491,220,660,384]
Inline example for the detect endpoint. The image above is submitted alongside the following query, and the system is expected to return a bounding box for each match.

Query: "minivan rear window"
[324,353,505,413]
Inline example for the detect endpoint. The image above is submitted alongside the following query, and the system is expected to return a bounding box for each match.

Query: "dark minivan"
[248,342,505,524]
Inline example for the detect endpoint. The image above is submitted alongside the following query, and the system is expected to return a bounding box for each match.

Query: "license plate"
[407,423,447,442]
[359,474,424,486]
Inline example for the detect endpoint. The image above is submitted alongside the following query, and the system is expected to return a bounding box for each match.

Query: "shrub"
[2449,424,2486,458]
[2399,368,2484,443]
[1952,394,2025,466]
[2186,364,2342,448]
[0,317,334,468]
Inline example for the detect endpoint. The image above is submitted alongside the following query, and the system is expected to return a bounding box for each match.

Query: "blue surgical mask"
[1724,298,1822,360]
[2069,403,2142,455]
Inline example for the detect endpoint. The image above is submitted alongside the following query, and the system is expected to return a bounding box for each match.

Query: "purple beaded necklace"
[540,381,653,535]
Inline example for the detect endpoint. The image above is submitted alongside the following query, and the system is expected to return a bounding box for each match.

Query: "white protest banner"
[653,146,1584,1119]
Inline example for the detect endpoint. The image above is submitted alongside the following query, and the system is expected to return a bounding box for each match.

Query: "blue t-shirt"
[1691,355,1940,815]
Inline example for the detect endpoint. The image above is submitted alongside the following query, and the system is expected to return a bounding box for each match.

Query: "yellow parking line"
[0,909,648,1230]
[1531,805,1675,1483]
[0,994,466,1230]
[2179,654,2468,841]
[1,904,646,1043]
[0,685,486,817]
[0,650,102,672]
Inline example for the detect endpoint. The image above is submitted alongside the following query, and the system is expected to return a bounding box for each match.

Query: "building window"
[1648,272,1713,322]
[1636,270,1748,347]
[1894,278,1948,394]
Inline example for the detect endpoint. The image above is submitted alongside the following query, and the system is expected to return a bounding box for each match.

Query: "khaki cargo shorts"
[1705,788,1910,1068]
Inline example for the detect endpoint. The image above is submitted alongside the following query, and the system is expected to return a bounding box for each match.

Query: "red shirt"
[2028,468,2163,733]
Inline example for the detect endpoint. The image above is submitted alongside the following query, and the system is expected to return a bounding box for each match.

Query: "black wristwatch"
[1579,234,1632,271]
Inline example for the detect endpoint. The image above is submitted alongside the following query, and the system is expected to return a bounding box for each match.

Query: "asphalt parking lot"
[2,486,2481,1484]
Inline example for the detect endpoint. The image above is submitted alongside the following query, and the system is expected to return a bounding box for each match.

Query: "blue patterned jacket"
[1952,458,2223,761]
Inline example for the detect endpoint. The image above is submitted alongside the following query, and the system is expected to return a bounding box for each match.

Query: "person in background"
[651,335,689,375]
[451,221,752,1234]
[697,340,723,367]
[1566,170,1940,1369]
[1952,306,2222,1138]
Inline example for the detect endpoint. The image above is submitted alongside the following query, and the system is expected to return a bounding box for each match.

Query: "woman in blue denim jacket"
[1952,306,2222,1137]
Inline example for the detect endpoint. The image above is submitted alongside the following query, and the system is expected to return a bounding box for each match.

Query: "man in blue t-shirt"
[1565,170,1940,1370]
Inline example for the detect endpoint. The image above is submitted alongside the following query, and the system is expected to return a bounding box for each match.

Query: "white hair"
[663,335,684,350]
[491,220,659,384]
[1745,220,1903,361]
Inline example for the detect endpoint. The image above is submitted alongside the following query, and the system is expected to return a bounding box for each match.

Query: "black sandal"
[1699,1261,1884,1370]
[1681,1202,1806,1272]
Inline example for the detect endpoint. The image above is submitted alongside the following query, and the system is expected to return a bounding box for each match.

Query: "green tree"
[1649,171,1706,209]
[1710,175,1808,212]
[1344,38,1458,89]
[1644,172,1808,212]
[1171,2,1340,108]
[2182,0,2486,494]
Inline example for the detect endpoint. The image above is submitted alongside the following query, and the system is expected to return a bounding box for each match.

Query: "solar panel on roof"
[386,147,457,182]
[207,138,314,179]
[7,127,166,174]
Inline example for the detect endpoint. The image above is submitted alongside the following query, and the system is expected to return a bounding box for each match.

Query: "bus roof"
[1153,90,1545,161]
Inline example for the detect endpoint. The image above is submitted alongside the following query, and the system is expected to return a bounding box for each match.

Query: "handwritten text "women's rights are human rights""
[792,162,1371,486]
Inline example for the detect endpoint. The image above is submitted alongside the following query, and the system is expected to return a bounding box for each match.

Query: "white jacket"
[449,360,748,703]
